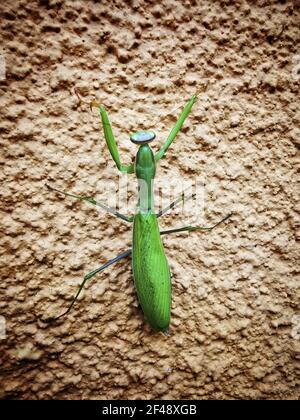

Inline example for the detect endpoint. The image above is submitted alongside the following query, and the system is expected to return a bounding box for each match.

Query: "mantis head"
[130,130,156,145]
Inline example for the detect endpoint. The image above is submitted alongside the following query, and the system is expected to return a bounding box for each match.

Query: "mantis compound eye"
[130,130,156,144]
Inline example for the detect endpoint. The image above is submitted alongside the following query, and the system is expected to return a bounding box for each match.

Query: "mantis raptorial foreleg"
[47,249,132,321]
[92,101,135,174]
[93,94,197,171]
[46,184,133,222]
[155,95,197,162]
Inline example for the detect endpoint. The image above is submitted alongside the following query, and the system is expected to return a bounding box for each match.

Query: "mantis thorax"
[135,143,156,213]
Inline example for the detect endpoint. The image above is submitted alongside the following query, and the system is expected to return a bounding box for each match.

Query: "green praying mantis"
[46,94,231,332]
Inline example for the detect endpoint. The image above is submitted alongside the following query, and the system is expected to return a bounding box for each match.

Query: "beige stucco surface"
[0,0,299,399]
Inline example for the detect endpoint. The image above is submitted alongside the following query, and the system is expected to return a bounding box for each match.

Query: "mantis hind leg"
[46,184,133,222]
[43,249,132,322]
[160,214,232,235]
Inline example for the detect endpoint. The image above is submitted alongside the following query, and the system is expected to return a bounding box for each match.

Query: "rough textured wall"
[0,0,299,400]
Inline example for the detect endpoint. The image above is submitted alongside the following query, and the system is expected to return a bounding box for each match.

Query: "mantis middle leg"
[160,214,232,235]
[157,189,196,218]
[46,184,133,222]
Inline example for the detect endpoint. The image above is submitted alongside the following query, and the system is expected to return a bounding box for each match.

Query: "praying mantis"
[46,94,231,332]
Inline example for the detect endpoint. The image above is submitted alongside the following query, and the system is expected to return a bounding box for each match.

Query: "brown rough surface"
[1,0,300,400]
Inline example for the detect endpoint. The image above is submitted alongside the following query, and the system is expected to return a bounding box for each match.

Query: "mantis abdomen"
[132,213,171,331]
